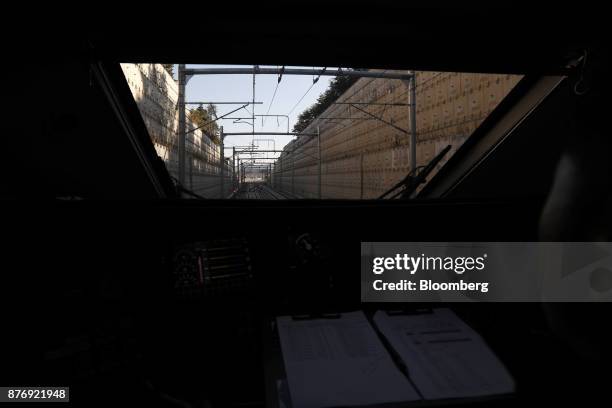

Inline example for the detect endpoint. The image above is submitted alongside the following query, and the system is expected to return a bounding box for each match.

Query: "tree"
[188,104,221,144]
[292,72,359,133]
[206,104,217,121]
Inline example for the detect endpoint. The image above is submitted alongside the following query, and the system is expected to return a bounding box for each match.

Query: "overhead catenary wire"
[283,70,392,159]
[285,66,334,119]
[301,69,391,134]
[263,84,280,125]
[287,81,316,116]
[349,103,409,134]
[184,104,249,135]
[263,65,284,126]
[313,67,327,84]
[316,71,449,140]
[294,69,441,145]
[280,69,412,175]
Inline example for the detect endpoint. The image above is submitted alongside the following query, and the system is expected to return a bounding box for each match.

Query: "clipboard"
[264,308,515,408]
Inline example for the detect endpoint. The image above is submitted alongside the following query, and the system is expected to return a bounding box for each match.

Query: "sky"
[183,65,333,161]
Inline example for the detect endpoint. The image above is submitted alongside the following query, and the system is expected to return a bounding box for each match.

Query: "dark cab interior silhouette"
[2,4,611,407]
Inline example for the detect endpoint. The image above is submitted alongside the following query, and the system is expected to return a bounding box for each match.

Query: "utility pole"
[317,126,322,199]
[409,70,417,172]
[292,153,295,196]
[232,146,236,189]
[178,64,186,187]
[252,66,257,146]
[220,126,224,198]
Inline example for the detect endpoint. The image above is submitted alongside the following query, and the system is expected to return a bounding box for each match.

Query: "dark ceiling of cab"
[76,4,604,75]
[20,3,603,75]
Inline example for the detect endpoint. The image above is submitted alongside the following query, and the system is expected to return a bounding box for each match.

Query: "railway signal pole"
[232,146,236,189]
[220,126,225,197]
[178,64,187,186]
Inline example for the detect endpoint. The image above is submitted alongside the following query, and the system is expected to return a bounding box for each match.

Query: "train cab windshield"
[121,64,528,200]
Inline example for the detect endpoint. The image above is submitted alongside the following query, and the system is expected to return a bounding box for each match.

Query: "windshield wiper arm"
[379,145,452,200]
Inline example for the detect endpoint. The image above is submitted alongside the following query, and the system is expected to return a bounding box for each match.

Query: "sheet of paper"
[373,308,515,400]
[276,310,420,408]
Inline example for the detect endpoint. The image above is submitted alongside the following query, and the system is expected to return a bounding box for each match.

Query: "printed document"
[276,311,420,408]
[373,308,515,399]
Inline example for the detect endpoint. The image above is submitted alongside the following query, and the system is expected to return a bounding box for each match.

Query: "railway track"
[233,182,294,200]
